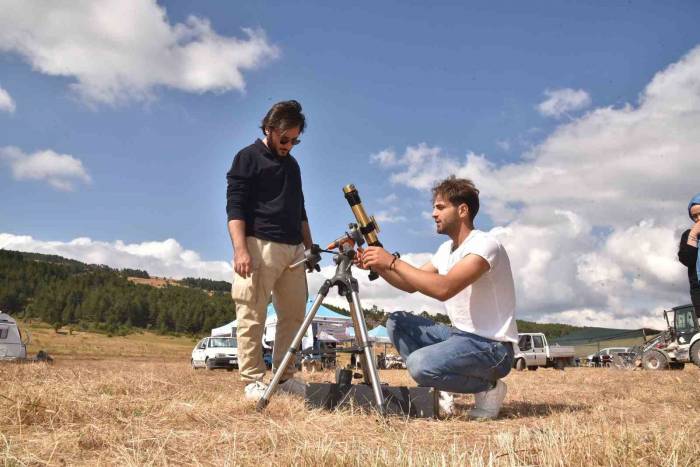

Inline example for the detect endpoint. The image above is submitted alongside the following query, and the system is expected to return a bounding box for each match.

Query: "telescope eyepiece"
[343,184,362,206]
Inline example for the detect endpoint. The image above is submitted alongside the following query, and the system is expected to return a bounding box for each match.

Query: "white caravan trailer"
[0,312,28,360]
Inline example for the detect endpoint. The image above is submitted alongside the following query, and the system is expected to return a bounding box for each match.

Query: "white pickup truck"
[514,332,576,370]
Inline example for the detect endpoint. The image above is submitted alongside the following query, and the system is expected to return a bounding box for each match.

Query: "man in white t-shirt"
[360,176,517,419]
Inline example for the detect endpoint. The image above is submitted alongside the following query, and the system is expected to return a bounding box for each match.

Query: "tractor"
[638,304,700,371]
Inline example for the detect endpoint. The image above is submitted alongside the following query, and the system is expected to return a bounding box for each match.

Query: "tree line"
[0,250,233,335]
[324,301,580,340]
[0,249,585,340]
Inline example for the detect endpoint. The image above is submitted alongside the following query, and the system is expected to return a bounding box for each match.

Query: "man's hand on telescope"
[361,247,394,271]
[354,248,368,270]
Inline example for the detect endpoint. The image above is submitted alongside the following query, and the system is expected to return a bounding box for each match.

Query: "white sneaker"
[468,380,507,420]
[244,381,269,401]
[437,391,455,417]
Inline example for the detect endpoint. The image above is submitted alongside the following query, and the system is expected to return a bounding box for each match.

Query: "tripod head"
[289,224,364,272]
[326,224,365,252]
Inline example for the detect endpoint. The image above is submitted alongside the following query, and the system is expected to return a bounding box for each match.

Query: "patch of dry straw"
[2,360,700,466]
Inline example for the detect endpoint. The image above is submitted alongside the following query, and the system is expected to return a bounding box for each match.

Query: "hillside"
[0,249,655,342]
[0,249,234,335]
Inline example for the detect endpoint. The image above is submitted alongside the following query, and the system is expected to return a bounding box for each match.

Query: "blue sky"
[2,1,700,327]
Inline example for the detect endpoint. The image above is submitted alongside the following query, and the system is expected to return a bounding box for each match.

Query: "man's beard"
[436,218,456,235]
[269,139,288,157]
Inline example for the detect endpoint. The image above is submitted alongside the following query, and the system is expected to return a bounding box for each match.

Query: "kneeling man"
[360,176,517,418]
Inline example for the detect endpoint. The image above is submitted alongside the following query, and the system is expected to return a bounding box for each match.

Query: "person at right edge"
[678,193,700,319]
[359,176,517,419]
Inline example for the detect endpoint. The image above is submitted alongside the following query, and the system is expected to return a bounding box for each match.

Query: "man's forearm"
[228,219,248,252]
[376,268,418,293]
[390,260,449,301]
[301,221,313,249]
[392,260,441,298]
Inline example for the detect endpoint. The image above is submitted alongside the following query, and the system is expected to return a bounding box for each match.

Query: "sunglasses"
[279,136,301,146]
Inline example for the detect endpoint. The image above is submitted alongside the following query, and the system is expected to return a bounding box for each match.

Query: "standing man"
[226,100,314,401]
[360,176,517,419]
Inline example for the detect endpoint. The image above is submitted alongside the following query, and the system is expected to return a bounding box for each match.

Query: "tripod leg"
[350,308,372,385]
[348,291,386,415]
[256,290,328,411]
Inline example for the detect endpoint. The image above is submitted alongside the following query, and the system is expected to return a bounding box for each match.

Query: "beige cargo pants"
[232,237,307,383]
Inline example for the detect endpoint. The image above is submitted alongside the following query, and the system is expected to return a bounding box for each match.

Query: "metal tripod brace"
[256,241,387,415]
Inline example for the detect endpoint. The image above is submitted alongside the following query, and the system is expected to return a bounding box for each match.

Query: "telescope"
[258,187,435,418]
[343,184,382,280]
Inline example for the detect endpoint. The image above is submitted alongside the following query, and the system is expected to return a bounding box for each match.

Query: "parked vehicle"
[0,312,27,361]
[1,312,52,364]
[586,347,631,367]
[638,304,700,370]
[383,353,406,369]
[191,336,238,370]
[513,332,576,370]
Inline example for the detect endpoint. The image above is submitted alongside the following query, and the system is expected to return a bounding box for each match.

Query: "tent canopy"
[347,324,392,343]
[211,319,236,337]
[265,298,353,345]
[368,325,391,344]
[211,297,354,342]
[211,306,279,337]
[265,298,351,325]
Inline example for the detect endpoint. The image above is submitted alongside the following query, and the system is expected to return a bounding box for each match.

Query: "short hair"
[260,100,306,135]
[432,176,480,222]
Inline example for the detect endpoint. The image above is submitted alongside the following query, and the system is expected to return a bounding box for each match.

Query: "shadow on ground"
[499,401,590,418]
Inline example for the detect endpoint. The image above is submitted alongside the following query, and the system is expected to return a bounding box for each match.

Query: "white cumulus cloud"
[0,146,91,191]
[537,88,592,118]
[308,252,445,315]
[364,45,700,329]
[0,0,279,105]
[0,233,232,281]
[0,85,15,113]
[374,206,407,224]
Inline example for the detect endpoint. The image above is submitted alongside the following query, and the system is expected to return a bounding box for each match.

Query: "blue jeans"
[386,311,514,394]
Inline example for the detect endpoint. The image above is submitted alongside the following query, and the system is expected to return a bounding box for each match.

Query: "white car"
[191,336,238,370]
[586,347,631,366]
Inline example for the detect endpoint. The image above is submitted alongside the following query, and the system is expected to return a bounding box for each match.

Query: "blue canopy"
[266,297,351,321]
[347,324,392,343]
[368,325,389,339]
[369,325,391,343]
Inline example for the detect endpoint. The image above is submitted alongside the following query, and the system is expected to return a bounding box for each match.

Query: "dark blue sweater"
[226,139,307,245]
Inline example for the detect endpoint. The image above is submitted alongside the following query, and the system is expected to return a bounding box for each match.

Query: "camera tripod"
[256,228,387,415]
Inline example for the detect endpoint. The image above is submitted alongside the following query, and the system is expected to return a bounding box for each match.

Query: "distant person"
[678,193,700,319]
[226,100,315,401]
[359,176,517,419]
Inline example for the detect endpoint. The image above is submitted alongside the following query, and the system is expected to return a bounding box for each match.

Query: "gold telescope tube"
[343,184,382,247]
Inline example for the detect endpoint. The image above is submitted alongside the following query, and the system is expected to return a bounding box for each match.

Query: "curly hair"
[432,176,480,222]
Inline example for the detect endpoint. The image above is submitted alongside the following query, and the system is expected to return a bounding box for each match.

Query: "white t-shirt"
[430,230,518,343]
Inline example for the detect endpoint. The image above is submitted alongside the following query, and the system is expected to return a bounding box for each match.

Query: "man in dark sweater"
[226,100,314,401]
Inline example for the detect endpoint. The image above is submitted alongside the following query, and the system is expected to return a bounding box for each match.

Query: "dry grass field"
[2,325,700,466]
